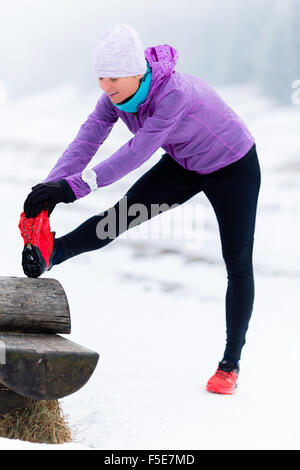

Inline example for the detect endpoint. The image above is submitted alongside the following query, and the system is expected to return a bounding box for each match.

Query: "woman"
[20,24,261,395]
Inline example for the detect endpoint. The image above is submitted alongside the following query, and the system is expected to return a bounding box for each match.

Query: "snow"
[0,83,299,450]
[0,437,88,450]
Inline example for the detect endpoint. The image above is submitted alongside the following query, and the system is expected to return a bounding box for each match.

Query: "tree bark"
[0,276,71,334]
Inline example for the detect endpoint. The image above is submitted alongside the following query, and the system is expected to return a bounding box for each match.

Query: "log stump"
[0,276,99,416]
[0,383,34,415]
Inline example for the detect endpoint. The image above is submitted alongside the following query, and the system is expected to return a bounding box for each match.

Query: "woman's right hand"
[23,180,76,219]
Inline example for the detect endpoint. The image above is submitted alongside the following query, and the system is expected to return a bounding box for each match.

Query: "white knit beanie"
[92,24,147,78]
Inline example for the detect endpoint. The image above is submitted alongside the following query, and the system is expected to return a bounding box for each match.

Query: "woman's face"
[98,74,144,104]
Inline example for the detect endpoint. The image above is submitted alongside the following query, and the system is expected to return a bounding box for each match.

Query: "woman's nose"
[99,79,112,92]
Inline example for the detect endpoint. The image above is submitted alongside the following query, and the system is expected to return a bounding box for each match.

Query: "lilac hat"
[92,24,147,78]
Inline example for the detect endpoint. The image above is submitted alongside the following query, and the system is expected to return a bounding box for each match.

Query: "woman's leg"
[53,154,203,265]
[202,144,261,362]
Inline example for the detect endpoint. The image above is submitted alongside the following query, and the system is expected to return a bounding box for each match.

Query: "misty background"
[0,0,299,105]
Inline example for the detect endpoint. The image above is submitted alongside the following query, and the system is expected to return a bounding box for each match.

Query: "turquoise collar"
[113,62,152,113]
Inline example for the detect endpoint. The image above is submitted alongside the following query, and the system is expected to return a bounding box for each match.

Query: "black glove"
[23,179,76,219]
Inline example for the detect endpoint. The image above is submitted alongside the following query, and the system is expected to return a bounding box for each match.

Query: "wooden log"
[0,277,71,334]
[0,333,99,400]
[0,383,36,415]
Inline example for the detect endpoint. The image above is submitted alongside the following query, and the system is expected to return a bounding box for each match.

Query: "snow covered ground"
[0,82,299,450]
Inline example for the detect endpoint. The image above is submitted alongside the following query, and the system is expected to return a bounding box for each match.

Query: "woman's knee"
[222,240,254,278]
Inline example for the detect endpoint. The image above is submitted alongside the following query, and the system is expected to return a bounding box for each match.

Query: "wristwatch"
[81,169,98,192]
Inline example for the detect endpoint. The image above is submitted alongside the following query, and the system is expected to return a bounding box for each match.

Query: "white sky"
[0,0,293,100]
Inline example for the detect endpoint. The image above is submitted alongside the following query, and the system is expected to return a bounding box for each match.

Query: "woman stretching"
[20,24,261,395]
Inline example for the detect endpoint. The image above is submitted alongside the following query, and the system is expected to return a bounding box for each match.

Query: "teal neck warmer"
[113,62,152,113]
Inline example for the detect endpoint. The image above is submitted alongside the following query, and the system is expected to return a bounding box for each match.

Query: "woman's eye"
[98,78,118,82]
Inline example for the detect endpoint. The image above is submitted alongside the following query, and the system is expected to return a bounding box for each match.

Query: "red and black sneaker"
[206,360,239,395]
[18,210,56,278]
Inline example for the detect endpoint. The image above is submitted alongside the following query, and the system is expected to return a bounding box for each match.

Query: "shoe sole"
[22,244,47,278]
[206,384,238,395]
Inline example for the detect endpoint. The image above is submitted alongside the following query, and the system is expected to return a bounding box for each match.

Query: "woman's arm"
[42,93,118,184]
[65,89,187,200]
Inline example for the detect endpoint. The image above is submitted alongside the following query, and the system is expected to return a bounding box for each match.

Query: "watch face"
[84,170,93,179]
[82,170,97,189]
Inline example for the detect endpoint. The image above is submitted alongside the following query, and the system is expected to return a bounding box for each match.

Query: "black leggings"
[56,143,261,361]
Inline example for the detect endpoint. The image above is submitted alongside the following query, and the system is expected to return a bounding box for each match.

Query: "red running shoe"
[206,360,239,395]
[18,210,55,278]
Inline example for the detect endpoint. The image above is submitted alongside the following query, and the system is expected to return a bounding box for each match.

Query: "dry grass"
[0,399,73,444]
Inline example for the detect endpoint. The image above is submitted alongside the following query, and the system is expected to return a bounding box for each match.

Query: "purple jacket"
[43,44,255,200]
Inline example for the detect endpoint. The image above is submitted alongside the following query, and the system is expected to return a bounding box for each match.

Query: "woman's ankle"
[222,355,240,368]
[52,238,63,266]
[54,235,76,265]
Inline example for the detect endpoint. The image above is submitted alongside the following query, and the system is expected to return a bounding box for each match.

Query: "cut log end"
[0,333,99,400]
